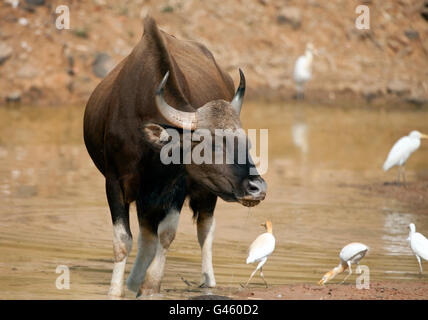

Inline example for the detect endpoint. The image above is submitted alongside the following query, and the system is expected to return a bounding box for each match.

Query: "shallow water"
[0,103,427,299]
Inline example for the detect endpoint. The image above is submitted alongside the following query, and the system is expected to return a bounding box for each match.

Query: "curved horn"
[230,68,246,115]
[155,71,197,130]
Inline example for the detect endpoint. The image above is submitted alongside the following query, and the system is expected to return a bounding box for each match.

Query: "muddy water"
[0,103,427,299]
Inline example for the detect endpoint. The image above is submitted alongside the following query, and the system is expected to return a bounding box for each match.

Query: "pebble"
[25,0,45,6]
[277,7,302,29]
[0,42,13,65]
[18,17,29,26]
[6,91,22,103]
[92,52,115,78]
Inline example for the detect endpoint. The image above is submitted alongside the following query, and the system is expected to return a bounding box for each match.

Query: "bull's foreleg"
[106,179,132,298]
[139,210,180,296]
[197,212,216,287]
[189,190,217,288]
[127,206,181,297]
[126,223,158,294]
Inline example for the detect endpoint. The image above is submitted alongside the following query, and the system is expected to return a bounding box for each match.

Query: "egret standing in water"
[243,220,275,288]
[383,130,428,185]
[293,43,316,100]
[319,242,369,285]
[407,223,428,274]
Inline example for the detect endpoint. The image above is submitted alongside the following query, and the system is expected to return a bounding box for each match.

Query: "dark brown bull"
[83,16,266,297]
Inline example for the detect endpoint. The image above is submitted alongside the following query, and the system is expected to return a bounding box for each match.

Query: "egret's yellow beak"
[319,270,334,286]
[260,223,266,228]
[421,133,428,139]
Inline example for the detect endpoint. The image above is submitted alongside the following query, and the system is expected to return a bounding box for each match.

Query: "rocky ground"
[1,0,428,107]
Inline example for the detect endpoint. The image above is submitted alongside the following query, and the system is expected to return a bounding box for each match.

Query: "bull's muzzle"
[238,177,267,207]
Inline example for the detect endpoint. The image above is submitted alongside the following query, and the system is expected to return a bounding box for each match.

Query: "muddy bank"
[340,180,428,215]
[234,281,428,300]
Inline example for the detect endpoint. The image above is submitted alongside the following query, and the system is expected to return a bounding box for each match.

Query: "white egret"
[291,122,309,154]
[243,220,275,288]
[383,130,428,185]
[293,43,316,100]
[319,242,369,285]
[407,223,428,274]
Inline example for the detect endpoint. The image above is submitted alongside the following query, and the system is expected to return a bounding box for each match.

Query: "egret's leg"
[356,262,361,274]
[296,84,304,100]
[243,258,267,288]
[259,268,268,288]
[244,268,258,288]
[397,166,401,186]
[341,262,352,283]
[416,255,423,274]
[402,166,407,186]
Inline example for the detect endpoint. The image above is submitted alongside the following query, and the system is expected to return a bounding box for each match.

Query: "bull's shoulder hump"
[140,16,190,107]
[142,15,159,38]
[186,40,215,59]
[142,16,169,57]
[140,16,234,103]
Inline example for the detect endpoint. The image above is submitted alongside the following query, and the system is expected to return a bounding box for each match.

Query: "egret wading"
[319,242,369,285]
[383,130,428,185]
[293,43,316,100]
[243,220,275,288]
[407,223,428,274]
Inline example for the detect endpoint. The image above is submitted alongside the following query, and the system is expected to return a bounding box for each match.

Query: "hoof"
[137,280,161,298]
[126,278,140,293]
[108,284,124,298]
[199,273,216,288]
[199,281,216,288]
[137,287,159,298]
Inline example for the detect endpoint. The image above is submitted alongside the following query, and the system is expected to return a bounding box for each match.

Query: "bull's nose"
[245,177,266,200]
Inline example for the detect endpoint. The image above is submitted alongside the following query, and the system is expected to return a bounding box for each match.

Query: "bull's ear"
[140,123,172,151]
